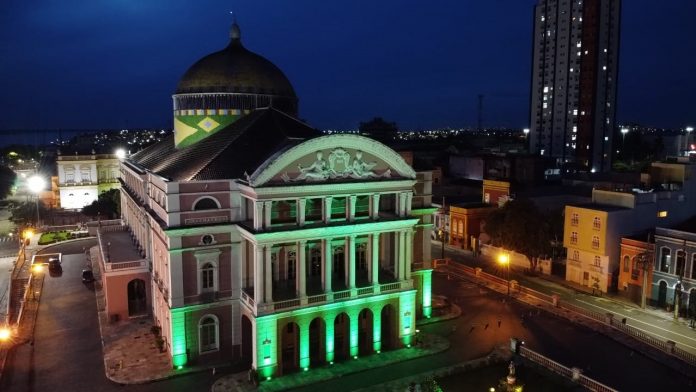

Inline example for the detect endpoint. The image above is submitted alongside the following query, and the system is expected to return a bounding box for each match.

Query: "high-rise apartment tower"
[529,0,621,172]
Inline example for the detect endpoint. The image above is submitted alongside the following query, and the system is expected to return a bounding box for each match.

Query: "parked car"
[81,269,95,283]
[48,258,62,272]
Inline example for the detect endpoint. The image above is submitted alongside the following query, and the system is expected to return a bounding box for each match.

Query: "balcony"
[97,225,148,274]
[241,279,412,317]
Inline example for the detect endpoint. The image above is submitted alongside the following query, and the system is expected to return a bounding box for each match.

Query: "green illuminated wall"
[412,269,433,319]
[252,290,415,377]
[170,309,188,367]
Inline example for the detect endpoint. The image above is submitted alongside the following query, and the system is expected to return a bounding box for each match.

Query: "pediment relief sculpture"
[281,148,391,183]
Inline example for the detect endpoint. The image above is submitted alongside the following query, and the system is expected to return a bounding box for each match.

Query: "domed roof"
[176,23,296,97]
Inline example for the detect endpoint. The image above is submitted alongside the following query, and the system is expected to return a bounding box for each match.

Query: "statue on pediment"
[282,149,390,182]
[294,151,330,181]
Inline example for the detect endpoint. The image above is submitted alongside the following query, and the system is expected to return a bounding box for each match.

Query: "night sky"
[1,0,695,132]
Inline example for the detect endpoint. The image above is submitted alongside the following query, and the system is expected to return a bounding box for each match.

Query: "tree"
[484,199,554,273]
[358,117,398,141]
[9,200,48,226]
[0,165,16,199]
[82,189,121,219]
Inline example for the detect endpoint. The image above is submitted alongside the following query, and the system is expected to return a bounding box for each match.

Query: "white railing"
[183,215,229,225]
[520,346,618,392]
[104,260,147,272]
[242,280,413,316]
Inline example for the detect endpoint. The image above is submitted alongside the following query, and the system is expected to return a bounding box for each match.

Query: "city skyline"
[1,0,695,132]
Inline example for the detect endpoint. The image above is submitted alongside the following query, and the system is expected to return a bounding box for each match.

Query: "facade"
[652,220,696,315]
[617,235,653,305]
[106,22,432,379]
[448,203,495,251]
[56,151,120,209]
[564,160,696,293]
[529,0,621,172]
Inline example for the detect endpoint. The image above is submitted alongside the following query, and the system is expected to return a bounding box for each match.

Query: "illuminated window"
[570,232,578,244]
[571,213,579,226]
[594,256,601,267]
[592,217,601,230]
[199,315,219,353]
[591,236,600,249]
[658,211,668,218]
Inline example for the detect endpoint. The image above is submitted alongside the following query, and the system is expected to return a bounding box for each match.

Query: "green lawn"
[38,231,71,245]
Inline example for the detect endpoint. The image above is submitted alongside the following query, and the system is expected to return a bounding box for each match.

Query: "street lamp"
[498,253,510,296]
[0,326,11,342]
[620,127,629,155]
[686,126,694,155]
[115,148,127,160]
[27,175,45,228]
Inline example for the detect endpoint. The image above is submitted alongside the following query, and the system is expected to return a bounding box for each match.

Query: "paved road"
[0,240,220,392]
[291,273,695,391]
[435,243,696,355]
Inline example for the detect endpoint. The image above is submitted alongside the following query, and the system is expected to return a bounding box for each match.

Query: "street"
[291,272,695,391]
[0,240,220,392]
[435,242,696,355]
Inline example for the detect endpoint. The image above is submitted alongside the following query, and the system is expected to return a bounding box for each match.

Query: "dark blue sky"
[1,0,694,131]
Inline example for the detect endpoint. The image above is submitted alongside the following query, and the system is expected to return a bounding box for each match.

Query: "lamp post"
[639,252,652,309]
[27,175,45,228]
[498,253,510,296]
[674,281,682,321]
[686,126,694,155]
[523,128,530,151]
[620,127,629,156]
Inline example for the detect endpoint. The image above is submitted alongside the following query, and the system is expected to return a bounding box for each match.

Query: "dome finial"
[230,12,241,42]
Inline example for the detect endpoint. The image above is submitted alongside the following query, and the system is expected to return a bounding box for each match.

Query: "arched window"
[593,217,601,230]
[675,250,686,277]
[193,197,220,211]
[623,255,630,272]
[201,263,215,291]
[660,247,671,273]
[199,315,219,353]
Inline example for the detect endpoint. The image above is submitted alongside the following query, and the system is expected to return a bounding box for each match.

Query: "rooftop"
[568,202,631,212]
[100,229,143,263]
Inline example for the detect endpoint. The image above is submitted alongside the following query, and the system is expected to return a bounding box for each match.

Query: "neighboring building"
[564,159,696,293]
[56,150,120,209]
[449,203,495,251]
[106,21,432,379]
[652,219,696,315]
[529,0,621,172]
[618,234,653,306]
[449,154,549,185]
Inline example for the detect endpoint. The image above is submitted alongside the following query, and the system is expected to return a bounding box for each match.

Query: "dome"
[175,23,296,98]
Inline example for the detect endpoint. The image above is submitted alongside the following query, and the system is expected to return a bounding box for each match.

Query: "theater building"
[108,21,432,378]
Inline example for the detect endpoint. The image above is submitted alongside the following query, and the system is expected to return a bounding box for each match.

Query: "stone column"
[297,240,306,298]
[405,230,413,280]
[323,197,333,224]
[263,201,272,229]
[254,244,264,304]
[398,230,406,280]
[347,235,356,290]
[371,194,381,219]
[264,245,273,303]
[405,192,413,216]
[371,233,380,285]
[297,198,306,226]
[348,195,357,222]
[398,192,408,217]
[323,238,332,293]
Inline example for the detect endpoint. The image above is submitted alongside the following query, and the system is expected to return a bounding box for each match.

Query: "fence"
[435,259,696,368]
[520,345,618,392]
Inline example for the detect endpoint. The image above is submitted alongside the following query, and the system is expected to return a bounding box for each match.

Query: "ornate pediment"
[280,148,391,183]
[248,134,416,187]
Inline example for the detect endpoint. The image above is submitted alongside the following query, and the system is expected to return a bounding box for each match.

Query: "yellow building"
[564,204,625,293]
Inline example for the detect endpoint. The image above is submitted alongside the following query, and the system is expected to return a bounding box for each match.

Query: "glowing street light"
[115,148,127,160]
[686,126,694,154]
[32,263,44,274]
[0,326,11,342]
[498,253,511,296]
[27,175,45,228]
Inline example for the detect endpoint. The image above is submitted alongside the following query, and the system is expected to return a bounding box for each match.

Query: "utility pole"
[440,196,446,261]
